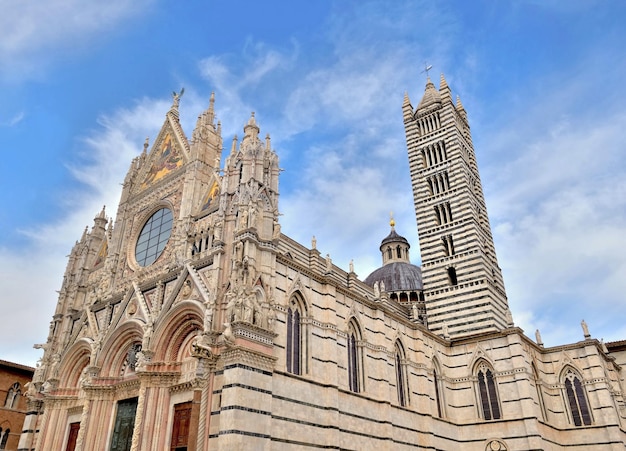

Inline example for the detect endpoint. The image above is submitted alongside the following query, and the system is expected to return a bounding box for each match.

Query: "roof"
[0,358,35,374]
[416,78,441,112]
[363,261,423,292]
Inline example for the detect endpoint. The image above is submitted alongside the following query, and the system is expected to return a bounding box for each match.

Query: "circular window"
[135,208,173,267]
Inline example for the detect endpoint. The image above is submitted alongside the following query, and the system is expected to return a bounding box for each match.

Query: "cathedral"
[18,75,626,450]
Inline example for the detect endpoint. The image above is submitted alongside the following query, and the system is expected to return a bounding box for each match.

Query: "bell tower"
[403,74,509,338]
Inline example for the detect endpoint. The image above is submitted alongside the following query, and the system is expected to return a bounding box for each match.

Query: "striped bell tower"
[403,73,509,338]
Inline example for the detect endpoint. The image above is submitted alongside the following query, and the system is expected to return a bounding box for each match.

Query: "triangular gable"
[137,115,189,192]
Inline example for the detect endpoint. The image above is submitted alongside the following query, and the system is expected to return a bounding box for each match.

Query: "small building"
[0,360,33,451]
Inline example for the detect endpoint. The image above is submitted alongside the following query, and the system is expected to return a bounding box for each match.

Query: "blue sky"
[1,0,625,367]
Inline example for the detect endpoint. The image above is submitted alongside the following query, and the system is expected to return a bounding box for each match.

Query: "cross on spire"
[421,62,433,79]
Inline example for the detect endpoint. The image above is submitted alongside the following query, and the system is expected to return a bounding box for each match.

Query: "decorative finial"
[389,211,395,228]
[143,137,149,153]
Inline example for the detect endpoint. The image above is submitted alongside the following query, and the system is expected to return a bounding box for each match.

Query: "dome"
[364,262,423,292]
[364,219,423,293]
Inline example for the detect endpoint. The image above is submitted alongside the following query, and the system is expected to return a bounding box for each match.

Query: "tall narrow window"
[0,429,9,450]
[286,307,301,374]
[433,359,445,418]
[395,342,408,406]
[447,267,458,285]
[347,322,362,393]
[286,295,307,375]
[476,362,501,420]
[563,369,592,426]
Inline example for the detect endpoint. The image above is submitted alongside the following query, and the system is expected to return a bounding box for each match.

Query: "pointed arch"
[394,340,409,406]
[286,291,308,375]
[347,318,363,393]
[4,383,20,409]
[97,320,144,377]
[57,340,91,388]
[152,300,204,362]
[561,366,592,426]
[474,359,501,420]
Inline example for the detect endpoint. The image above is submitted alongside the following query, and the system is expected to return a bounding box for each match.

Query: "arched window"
[395,342,408,406]
[433,359,445,418]
[532,363,546,421]
[347,321,362,393]
[396,246,402,258]
[0,428,9,449]
[287,295,307,375]
[4,383,20,409]
[476,361,501,420]
[563,368,592,426]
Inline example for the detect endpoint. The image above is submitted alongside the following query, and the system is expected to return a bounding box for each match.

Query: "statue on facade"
[248,200,258,228]
[203,299,215,333]
[581,319,591,338]
[239,206,249,231]
[535,329,544,347]
[273,219,281,240]
[171,87,184,109]
[142,322,153,350]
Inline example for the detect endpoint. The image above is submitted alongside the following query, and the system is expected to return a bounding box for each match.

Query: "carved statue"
[224,288,237,323]
[213,219,223,241]
[243,291,255,323]
[142,322,153,350]
[349,260,354,273]
[442,322,449,339]
[203,300,215,332]
[235,241,244,263]
[89,339,101,366]
[373,282,380,299]
[412,303,419,320]
[581,319,590,338]
[239,207,249,231]
[171,87,185,109]
[222,322,234,345]
[267,307,276,331]
[273,219,281,240]
[535,329,543,346]
[248,200,258,228]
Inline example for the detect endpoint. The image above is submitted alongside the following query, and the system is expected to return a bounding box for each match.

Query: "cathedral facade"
[19,77,626,450]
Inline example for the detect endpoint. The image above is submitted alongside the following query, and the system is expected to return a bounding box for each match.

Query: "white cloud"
[0,111,25,127]
[489,109,626,347]
[0,0,154,80]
